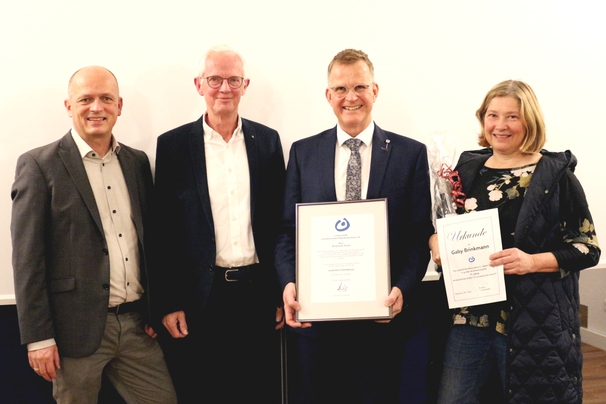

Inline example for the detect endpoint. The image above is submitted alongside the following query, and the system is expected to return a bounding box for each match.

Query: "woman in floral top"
[429,80,600,404]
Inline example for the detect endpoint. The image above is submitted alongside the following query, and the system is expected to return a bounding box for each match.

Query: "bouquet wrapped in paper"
[427,132,465,227]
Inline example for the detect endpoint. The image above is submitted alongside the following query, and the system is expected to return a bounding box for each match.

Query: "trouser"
[54,311,177,404]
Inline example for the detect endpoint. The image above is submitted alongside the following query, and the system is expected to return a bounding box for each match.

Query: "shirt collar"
[202,112,243,141]
[71,129,120,158]
[336,121,374,147]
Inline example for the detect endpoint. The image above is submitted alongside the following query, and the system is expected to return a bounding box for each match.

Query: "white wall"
[1,0,605,342]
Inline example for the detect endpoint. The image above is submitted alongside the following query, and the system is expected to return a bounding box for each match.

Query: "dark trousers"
[159,270,283,404]
[286,319,404,404]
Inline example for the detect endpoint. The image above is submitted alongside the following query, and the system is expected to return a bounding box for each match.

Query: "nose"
[344,88,359,100]
[495,116,508,130]
[89,97,104,111]
[219,78,232,91]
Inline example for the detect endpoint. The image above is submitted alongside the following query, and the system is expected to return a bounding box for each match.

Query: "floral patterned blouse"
[450,164,537,334]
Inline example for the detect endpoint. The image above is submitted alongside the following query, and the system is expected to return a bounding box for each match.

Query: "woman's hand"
[490,248,559,275]
[429,233,441,266]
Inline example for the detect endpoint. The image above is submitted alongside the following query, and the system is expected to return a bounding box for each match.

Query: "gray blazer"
[11,131,154,357]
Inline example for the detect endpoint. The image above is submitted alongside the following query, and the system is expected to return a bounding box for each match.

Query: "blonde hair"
[327,49,374,79]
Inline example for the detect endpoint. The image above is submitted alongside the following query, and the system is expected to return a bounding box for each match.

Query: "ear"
[240,78,250,95]
[117,97,123,117]
[372,82,379,102]
[64,99,72,117]
[194,77,204,96]
[325,87,332,103]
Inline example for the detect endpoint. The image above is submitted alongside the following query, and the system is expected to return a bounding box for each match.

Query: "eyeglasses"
[329,84,372,98]
[202,76,245,89]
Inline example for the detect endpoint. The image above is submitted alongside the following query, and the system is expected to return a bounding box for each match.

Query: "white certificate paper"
[296,199,392,322]
[310,213,376,303]
[436,208,506,309]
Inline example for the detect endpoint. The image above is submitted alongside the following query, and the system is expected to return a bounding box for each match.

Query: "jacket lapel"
[242,119,258,220]
[319,128,338,201]
[57,132,104,234]
[367,125,390,199]
[188,117,215,233]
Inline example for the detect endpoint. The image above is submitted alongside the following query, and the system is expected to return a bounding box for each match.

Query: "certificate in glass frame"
[295,198,392,322]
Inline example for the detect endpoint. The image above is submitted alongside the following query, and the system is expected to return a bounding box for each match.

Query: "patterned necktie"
[345,138,362,201]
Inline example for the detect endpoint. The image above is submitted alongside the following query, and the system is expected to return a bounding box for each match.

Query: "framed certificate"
[436,208,506,309]
[295,198,392,322]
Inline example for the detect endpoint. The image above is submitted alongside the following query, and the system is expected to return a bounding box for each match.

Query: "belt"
[108,300,141,315]
[214,264,261,282]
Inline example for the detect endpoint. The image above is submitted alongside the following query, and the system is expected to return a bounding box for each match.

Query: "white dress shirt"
[203,115,258,268]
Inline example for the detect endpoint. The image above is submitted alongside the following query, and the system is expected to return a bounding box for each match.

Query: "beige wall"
[2,2,605,347]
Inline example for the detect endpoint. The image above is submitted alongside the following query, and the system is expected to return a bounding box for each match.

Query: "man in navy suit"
[275,49,434,404]
[153,45,285,403]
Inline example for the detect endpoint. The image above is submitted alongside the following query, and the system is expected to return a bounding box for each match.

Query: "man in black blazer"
[153,45,285,403]
[275,49,434,403]
[11,66,176,403]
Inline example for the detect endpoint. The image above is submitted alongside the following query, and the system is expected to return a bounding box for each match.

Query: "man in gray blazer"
[10,66,176,403]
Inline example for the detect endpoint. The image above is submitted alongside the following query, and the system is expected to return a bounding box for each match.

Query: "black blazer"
[11,132,154,357]
[152,116,285,317]
[275,124,433,308]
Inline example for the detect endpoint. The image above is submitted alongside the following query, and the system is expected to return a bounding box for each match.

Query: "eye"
[333,86,346,94]
[354,85,368,92]
[208,76,221,85]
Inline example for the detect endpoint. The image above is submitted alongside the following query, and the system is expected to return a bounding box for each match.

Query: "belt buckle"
[224,268,239,282]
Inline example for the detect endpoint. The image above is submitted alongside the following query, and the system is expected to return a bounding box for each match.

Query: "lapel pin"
[381,139,390,151]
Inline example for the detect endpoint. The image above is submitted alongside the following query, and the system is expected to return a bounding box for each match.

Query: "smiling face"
[194,51,248,120]
[326,60,378,137]
[65,66,122,143]
[484,96,527,157]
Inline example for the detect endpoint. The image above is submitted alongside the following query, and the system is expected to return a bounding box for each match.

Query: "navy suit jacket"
[11,132,154,357]
[153,116,285,317]
[275,124,433,314]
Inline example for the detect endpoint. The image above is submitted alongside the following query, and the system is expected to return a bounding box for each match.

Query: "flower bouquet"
[427,132,465,226]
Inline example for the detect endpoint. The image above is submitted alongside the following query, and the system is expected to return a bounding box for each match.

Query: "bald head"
[68,66,119,98]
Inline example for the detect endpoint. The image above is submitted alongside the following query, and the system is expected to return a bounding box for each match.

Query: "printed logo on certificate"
[436,208,506,309]
[295,199,392,322]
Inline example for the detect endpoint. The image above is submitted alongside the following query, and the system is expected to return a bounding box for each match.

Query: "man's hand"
[145,324,158,338]
[275,306,285,330]
[377,286,403,324]
[283,283,312,328]
[28,345,60,382]
[162,311,189,338]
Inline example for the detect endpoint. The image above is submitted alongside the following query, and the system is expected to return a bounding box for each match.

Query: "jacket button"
[208,265,214,272]
[102,248,109,255]
[102,284,110,290]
